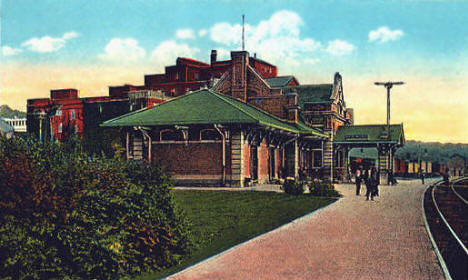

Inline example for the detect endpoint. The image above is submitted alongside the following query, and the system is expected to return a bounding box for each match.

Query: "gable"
[283,84,333,108]
[265,76,299,88]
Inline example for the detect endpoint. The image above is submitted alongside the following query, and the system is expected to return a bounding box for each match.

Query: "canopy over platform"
[334,124,405,147]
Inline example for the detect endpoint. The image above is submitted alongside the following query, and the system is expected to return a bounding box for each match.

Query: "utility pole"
[374,81,404,138]
[375,81,404,181]
[242,14,245,51]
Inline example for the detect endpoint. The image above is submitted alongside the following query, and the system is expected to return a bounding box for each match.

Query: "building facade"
[102,51,363,186]
[27,88,167,142]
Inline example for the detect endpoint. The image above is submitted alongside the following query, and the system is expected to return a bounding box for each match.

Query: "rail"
[431,178,468,256]
[450,177,468,206]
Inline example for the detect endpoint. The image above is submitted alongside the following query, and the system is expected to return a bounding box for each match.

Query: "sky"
[0,0,467,143]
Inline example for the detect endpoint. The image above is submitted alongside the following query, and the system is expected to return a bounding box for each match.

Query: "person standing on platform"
[419,168,425,184]
[355,167,362,196]
[366,167,379,201]
[364,168,371,200]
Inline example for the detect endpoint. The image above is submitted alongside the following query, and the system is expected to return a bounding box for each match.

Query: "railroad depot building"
[102,50,404,186]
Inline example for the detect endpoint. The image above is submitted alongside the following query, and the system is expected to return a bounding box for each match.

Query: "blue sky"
[1,0,467,142]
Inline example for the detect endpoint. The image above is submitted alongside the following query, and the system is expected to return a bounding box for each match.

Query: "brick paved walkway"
[169,180,444,280]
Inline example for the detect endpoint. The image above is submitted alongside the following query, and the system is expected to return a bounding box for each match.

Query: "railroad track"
[423,177,468,280]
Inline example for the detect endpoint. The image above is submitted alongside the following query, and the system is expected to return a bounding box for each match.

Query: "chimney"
[210,50,217,65]
[230,51,249,101]
[254,53,257,58]
[50,89,79,100]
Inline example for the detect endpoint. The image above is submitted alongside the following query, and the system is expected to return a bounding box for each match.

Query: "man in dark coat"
[355,167,362,196]
[366,167,379,201]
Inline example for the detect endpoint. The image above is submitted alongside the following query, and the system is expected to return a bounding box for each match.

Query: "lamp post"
[375,81,404,184]
[374,81,404,138]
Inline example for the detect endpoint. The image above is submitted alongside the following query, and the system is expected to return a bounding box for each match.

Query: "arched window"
[160,129,184,141]
[200,129,221,141]
[58,123,63,133]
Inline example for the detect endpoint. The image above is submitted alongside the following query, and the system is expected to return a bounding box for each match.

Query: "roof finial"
[242,14,245,51]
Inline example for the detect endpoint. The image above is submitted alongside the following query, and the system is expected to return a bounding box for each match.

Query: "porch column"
[378,144,390,185]
[323,137,334,182]
[133,130,143,160]
[343,146,350,183]
[294,139,299,178]
[230,129,244,187]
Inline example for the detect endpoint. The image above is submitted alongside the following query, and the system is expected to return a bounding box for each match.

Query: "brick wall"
[152,142,226,175]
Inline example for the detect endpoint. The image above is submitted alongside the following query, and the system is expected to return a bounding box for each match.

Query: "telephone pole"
[242,14,245,51]
[374,81,404,138]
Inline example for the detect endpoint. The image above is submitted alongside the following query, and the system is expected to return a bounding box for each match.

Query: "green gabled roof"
[349,148,378,159]
[283,84,333,107]
[265,76,296,88]
[334,124,404,143]
[101,89,327,137]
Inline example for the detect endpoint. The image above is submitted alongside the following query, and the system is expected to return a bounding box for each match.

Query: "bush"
[281,179,304,195]
[0,136,192,279]
[308,180,340,197]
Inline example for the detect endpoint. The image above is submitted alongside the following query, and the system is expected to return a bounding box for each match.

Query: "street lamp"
[374,81,404,138]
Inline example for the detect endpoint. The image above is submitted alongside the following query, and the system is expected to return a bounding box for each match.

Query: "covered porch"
[333,124,405,185]
[102,89,327,187]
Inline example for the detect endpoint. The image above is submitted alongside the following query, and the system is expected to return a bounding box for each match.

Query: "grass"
[138,190,337,279]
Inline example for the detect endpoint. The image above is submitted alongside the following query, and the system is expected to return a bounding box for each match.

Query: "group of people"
[354,167,380,201]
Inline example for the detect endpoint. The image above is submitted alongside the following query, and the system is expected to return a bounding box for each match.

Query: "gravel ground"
[169,180,444,280]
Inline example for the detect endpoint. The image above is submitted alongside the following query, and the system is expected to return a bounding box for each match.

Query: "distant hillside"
[395,140,468,164]
[0,105,26,118]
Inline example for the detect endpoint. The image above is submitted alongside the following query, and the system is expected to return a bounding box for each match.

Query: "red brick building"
[27,50,282,142]
[102,51,360,186]
[142,50,278,97]
[27,88,166,142]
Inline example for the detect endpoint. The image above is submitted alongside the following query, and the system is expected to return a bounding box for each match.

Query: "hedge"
[0,136,192,279]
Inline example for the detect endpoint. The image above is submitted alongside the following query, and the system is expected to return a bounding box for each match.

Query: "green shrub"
[281,179,304,195]
[308,180,340,197]
[0,136,192,279]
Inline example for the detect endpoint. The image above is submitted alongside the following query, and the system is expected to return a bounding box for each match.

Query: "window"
[175,72,179,80]
[194,72,199,80]
[200,129,221,141]
[160,129,184,141]
[56,109,62,116]
[58,123,63,133]
[313,151,322,167]
[70,109,75,120]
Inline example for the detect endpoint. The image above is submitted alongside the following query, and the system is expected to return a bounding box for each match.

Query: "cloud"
[208,10,320,72]
[326,40,355,55]
[198,29,208,37]
[2,46,22,56]
[176,28,196,39]
[21,31,80,53]
[150,40,200,67]
[369,26,404,43]
[216,48,231,60]
[62,31,79,40]
[99,38,146,63]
